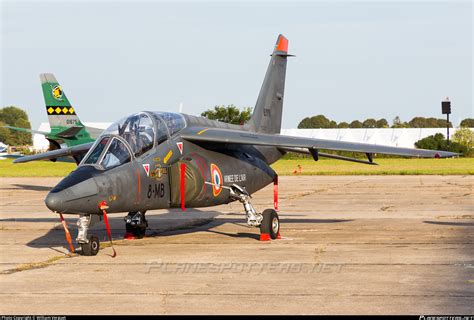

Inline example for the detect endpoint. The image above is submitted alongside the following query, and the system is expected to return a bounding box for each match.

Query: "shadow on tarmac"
[424,220,474,227]
[22,209,353,252]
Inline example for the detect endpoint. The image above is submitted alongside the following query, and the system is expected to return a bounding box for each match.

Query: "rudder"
[40,73,83,128]
[248,34,291,134]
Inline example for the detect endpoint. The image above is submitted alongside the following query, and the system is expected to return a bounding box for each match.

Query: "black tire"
[260,209,279,240]
[81,235,100,256]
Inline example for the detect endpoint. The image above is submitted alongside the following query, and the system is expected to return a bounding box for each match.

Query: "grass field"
[0,158,76,177]
[0,157,472,177]
[271,158,474,175]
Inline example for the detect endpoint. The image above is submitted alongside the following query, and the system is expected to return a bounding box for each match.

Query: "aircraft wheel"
[260,209,279,240]
[81,235,100,256]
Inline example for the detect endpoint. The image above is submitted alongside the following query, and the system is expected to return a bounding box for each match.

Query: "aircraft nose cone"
[45,191,66,212]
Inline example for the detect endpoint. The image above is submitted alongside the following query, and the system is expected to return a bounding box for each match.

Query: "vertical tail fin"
[248,34,291,134]
[40,73,84,128]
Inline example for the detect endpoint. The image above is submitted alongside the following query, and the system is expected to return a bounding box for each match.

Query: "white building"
[280,128,469,149]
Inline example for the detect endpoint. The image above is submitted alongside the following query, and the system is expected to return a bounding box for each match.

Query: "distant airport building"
[32,122,473,152]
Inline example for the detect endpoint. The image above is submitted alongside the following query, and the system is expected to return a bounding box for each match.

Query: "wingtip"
[434,151,459,158]
[275,34,288,53]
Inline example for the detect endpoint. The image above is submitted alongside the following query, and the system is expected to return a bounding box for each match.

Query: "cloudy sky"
[1,0,472,129]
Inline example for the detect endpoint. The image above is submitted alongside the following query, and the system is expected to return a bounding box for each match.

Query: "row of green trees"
[297,115,474,129]
[0,106,32,146]
[298,115,390,129]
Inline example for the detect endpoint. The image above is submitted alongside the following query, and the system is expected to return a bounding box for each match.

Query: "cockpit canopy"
[81,111,186,169]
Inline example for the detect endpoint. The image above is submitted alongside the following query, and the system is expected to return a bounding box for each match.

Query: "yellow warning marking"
[69,107,75,114]
[164,150,173,164]
[47,107,54,114]
[197,128,209,135]
[55,107,62,114]
[62,107,68,114]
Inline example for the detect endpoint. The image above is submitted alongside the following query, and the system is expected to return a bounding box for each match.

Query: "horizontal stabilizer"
[56,126,84,139]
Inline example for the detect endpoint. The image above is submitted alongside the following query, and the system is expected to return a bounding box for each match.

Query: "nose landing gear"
[76,214,101,256]
[60,201,116,257]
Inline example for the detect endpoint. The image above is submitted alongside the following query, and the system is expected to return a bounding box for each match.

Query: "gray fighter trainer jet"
[15,35,457,256]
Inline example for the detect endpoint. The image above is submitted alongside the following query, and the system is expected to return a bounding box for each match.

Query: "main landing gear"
[228,184,280,241]
[124,211,148,239]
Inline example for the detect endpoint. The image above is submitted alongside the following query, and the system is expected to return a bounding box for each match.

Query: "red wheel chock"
[123,232,136,240]
[259,232,282,241]
[259,233,271,241]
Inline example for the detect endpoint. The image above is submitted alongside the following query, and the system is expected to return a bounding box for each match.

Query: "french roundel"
[210,163,223,196]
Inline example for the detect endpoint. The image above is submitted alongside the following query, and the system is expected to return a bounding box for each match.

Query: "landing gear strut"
[124,211,147,239]
[228,184,263,227]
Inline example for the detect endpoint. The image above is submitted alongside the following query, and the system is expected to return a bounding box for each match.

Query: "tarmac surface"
[0,175,473,315]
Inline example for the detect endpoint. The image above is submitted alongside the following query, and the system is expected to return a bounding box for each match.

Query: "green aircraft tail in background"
[4,73,102,152]
[39,73,98,150]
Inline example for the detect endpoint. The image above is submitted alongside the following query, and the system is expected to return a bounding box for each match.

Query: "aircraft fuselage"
[45,112,282,215]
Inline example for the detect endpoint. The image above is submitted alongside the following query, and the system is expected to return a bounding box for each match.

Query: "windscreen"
[100,138,131,169]
[83,137,110,165]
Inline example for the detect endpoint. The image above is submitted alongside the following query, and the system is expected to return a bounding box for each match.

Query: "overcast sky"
[1,0,472,130]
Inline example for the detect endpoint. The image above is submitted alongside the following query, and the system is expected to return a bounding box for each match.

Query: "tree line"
[297,114,474,129]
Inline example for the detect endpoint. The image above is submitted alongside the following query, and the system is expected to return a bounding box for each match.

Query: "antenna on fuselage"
[179,102,183,113]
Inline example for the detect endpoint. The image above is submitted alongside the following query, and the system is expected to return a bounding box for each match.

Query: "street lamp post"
[441,97,451,144]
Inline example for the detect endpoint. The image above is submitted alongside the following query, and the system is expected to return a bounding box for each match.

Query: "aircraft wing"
[13,142,94,163]
[181,127,458,158]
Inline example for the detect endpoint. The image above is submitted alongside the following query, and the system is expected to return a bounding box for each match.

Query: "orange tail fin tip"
[275,34,288,53]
